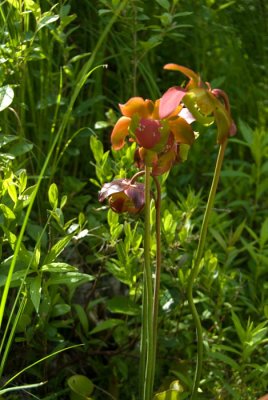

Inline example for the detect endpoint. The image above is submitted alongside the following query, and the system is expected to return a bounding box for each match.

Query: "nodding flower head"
[110,96,195,175]
[98,179,145,214]
[160,63,236,143]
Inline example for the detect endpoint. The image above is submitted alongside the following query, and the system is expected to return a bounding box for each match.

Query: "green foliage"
[0,0,267,399]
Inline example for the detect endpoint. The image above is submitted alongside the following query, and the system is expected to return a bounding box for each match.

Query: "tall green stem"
[141,165,154,400]
[187,141,227,399]
[151,176,161,393]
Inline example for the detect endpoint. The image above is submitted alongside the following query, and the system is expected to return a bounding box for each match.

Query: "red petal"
[168,117,195,145]
[159,86,186,119]
[98,179,128,202]
[163,64,200,87]
[125,183,145,209]
[111,117,131,150]
[119,97,153,118]
[152,147,177,176]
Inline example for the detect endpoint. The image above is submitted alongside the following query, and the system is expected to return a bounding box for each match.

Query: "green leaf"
[0,204,16,221]
[24,0,41,17]
[6,183,17,204]
[47,272,94,286]
[0,86,14,112]
[18,170,27,194]
[155,0,170,10]
[0,135,18,148]
[207,350,239,370]
[154,389,181,399]
[9,141,33,156]
[238,118,253,145]
[51,303,71,317]
[6,0,20,9]
[30,275,42,313]
[67,375,94,398]
[231,311,245,343]
[229,219,246,245]
[106,296,139,316]
[48,183,58,209]
[260,218,268,248]
[73,304,89,334]
[40,262,77,273]
[36,14,60,31]
[43,233,76,264]
[90,318,124,335]
[90,135,103,164]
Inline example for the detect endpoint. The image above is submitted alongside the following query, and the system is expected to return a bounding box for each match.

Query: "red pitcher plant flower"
[111,96,195,175]
[98,178,145,214]
[159,63,236,143]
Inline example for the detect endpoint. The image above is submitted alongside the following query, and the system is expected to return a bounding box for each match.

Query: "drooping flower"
[159,63,236,143]
[111,96,195,175]
[98,179,145,214]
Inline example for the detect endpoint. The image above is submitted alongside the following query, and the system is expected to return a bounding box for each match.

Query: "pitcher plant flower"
[98,178,145,214]
[111,96,195,175]
[159,63,236,143]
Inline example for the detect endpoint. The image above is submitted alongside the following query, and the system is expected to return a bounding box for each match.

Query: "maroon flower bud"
[98,179,145,214]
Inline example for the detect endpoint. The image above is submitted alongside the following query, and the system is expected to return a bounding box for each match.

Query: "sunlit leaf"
[67,375,94,398]
[0,86,14,112]
[90,318,124,335]
[30,276,42,313]
[36,14,59,31]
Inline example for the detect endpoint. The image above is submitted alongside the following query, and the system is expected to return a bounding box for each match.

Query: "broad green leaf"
[18,169,27,194]
[155,0,170,10]
[238,118,253,145]
[30,275,42,313]
[0,204,16,221]
[60,194,68,209]
[47,272,94,286]
[24,0,41,17]
[51,303,71,317]
[43,233,75,264]
[48,183,58,209]
[1,226,17,250]
[67,375,94,398]
[0,86,14,112]
[5,182,17,204]
[0,135,18,148]
[90,135,103,164]
[41,262,77,273]
[9,141,33,156]
[73,304,89,334]
[36,14,60,31]
[6,0,20,9]
[90,318,124,335]
[207,350,239,370]
[106,296,139,315]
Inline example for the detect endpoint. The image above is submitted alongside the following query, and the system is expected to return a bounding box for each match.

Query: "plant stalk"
[141,165,154,400]
[187,140,227,400]
[151,176,162,394]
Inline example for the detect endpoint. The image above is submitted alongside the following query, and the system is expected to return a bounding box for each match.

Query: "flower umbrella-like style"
[111,96,195,175]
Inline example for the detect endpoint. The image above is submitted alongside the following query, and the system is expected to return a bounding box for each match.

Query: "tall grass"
[0,0,267,398]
